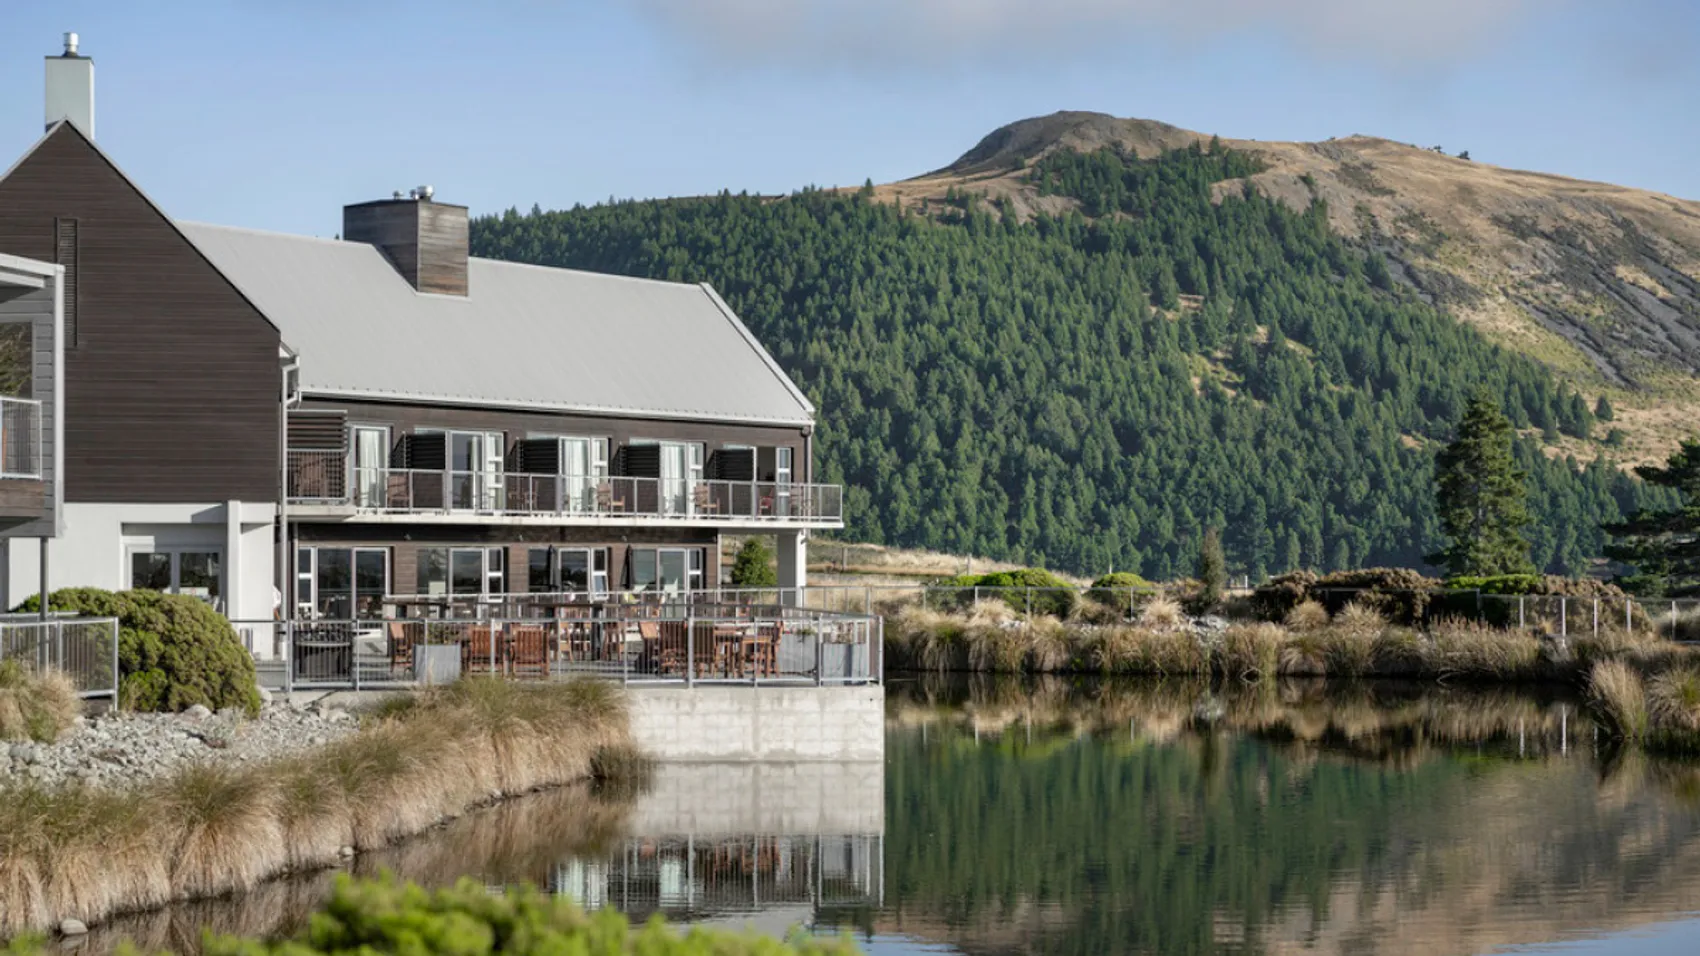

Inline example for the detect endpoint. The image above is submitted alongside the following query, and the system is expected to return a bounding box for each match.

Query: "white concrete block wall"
[626,686,884,763]
[628,761,885,838]
[1,502,277,650]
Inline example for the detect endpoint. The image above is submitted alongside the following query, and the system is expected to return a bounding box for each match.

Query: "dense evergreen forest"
[472,142,1675,579]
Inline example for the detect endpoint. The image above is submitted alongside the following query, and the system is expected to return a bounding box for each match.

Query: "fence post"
[284,620,295,696]
[1560,597,1567,638]
[110,619,120,709]
[1025,588,1032,618]
[973,586,981,609]
[1593,598,1599,639]
[1674,601,1681,639]
[1519,596,1525,631]
[814,615,824,687]
[54,620,63,673]
[1627,599,1634,635]
[686,609,695,688]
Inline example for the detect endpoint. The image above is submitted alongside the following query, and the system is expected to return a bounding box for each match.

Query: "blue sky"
[2,1,1695,237]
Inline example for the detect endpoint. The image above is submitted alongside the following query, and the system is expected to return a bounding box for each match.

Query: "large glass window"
[417,548,448,596]
[294,547,389,620]
[129,549,221,605]
[443,431,504,510]
[628,547,701,594]
[528,547,609,596]
[451,549,484,597]
[351,425,390,508]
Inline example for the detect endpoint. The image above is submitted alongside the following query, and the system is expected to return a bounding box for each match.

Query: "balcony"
[286,450,843,527]
[0,396,41,480]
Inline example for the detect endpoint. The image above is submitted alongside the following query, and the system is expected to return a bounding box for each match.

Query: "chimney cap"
[62,32,80,57]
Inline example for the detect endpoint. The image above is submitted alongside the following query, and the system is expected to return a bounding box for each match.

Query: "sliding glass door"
[295,547,388,619]
[448,431,504,511]
[351,425,389,508]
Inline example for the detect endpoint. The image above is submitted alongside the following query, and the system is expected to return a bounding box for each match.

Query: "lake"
[83,677,1700,956]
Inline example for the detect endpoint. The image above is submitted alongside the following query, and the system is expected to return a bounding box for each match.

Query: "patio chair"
[463,624,500,674]
[510,625,549,678]
[596,481,626,513]
[387,621,414,676]
[692,483,720,516]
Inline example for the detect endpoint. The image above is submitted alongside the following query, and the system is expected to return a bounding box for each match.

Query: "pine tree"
[1595,395,1615,422]
[1196,527,1227,609]
[1428,390,1535,577]
[1603,437,1700,596]
[729,537,778,588]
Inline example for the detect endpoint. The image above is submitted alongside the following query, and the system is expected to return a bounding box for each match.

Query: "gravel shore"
[0,698,362,790]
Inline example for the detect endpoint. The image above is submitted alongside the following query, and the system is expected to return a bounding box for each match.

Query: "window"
[426,430,504,510]
[627,547,702,594]
[775,446,794,517]
[351,425,390,508]
[129,549,221,604]
[531,547,609,596]
[419,547,505,604]
[634,440,704,516]
[295,547,388,619]
[542,436,609,513]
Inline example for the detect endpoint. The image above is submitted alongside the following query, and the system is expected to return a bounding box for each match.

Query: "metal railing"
[238,598,880,691]
[0,396,42,480]
[0,616,120,704]
[286,453,843,524]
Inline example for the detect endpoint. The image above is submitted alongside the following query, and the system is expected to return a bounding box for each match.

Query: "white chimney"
[45,32,94,138]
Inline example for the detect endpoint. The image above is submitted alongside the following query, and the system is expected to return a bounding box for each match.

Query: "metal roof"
[177,222,815,426]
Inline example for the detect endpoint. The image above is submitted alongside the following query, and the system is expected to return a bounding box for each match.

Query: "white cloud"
[627,0,1559,69]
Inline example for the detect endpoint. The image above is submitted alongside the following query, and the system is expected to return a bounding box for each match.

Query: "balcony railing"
[287,451,843,524]
[0,396,42,480]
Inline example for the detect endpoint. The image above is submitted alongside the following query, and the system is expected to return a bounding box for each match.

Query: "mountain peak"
[938,111,1205,176]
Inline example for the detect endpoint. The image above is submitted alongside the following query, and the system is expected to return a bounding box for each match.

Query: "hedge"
[933,569,1078,618]
[15,588,260,715]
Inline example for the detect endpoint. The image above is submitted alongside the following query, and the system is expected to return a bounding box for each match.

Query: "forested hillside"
[472,142,1676,580]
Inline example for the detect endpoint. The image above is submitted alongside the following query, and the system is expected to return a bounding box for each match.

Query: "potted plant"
[413,623,463,685]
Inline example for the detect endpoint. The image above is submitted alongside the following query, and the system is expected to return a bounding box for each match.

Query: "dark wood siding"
[0,125,281,503]
[293,397,809,482]
[342,199,469,296]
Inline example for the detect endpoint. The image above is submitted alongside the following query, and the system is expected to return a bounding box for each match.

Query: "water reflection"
[68,678,1700,956]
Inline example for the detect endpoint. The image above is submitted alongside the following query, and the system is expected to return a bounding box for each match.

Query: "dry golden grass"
[1139,596,1185,632]
[1284,600,1330,633]
[1221,624,1282,679]
[1026,616,1075,672]
[0,661,78,744]
[0,677,634,936]
[1332,602,1388,639]
[1591,660,1650,740]
[1647,666,1700,734]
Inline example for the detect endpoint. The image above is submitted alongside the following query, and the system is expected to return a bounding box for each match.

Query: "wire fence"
[0,615,120,704]
[238,601,881,693]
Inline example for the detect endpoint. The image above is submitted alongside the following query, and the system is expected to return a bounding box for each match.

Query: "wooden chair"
[596,481,626,513]
[387,622,414,676]
[692,483,720,516]
[637,620,663,674]
[463,625,500,674]
[510,625,549,678]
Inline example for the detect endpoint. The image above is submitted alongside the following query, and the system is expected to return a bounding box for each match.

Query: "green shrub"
[16,588,260,716]
[1254,568,1440,625]
[973,568,1078,618]
[1087,572,1154,611]
[1446,574,1546,595]
[201,872,856,956]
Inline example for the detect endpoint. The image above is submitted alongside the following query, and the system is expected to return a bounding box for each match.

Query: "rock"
[9,743,35,763]
[58,919,88,936]
[216,707,243,720]
[182,704,213,721]
[338,845,356,858]
[257,686,274,705]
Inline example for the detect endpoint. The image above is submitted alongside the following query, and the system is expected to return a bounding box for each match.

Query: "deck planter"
[414,643,462,685]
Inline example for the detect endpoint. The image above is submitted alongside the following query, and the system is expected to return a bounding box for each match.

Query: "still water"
[87,678,1700,956]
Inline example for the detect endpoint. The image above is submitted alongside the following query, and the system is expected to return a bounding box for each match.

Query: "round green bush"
[1087,572,1155,610]
[19,587,261,715]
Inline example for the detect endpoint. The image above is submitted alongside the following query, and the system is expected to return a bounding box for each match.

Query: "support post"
[776,530,808,608]
[37,536,48,622]
[686,611,695,688]
[110,619,120,709]
[1560,597,1567,638]
[1593,598,1599,638]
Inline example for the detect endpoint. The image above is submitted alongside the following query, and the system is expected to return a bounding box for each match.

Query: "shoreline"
[0,679,640,938]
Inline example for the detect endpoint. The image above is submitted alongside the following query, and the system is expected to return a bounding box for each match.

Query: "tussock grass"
[0,661,78,744]
[1220,624,1282,679]
[1647,666,1700,734]
[1591,660,1650,740]
[1139,597,1185,632]
[0,677,632,936]
[1284,600,1331,633]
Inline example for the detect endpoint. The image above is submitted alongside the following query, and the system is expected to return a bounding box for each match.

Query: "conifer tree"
[1196,527,1227,608]
[1428,391,1535,577]
[1604,437,1700,596]
[1595,395,1615,422]
[729,538,778,588]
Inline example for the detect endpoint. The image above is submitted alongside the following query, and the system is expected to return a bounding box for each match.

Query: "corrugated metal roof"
[177,222,815,426]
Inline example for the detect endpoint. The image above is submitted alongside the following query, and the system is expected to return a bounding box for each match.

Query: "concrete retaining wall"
[628,760,884,837]
[626,685,884,763]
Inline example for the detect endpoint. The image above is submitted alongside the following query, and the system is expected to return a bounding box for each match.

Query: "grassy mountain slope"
[877,112,1700,465]
[472,131,1684,580]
